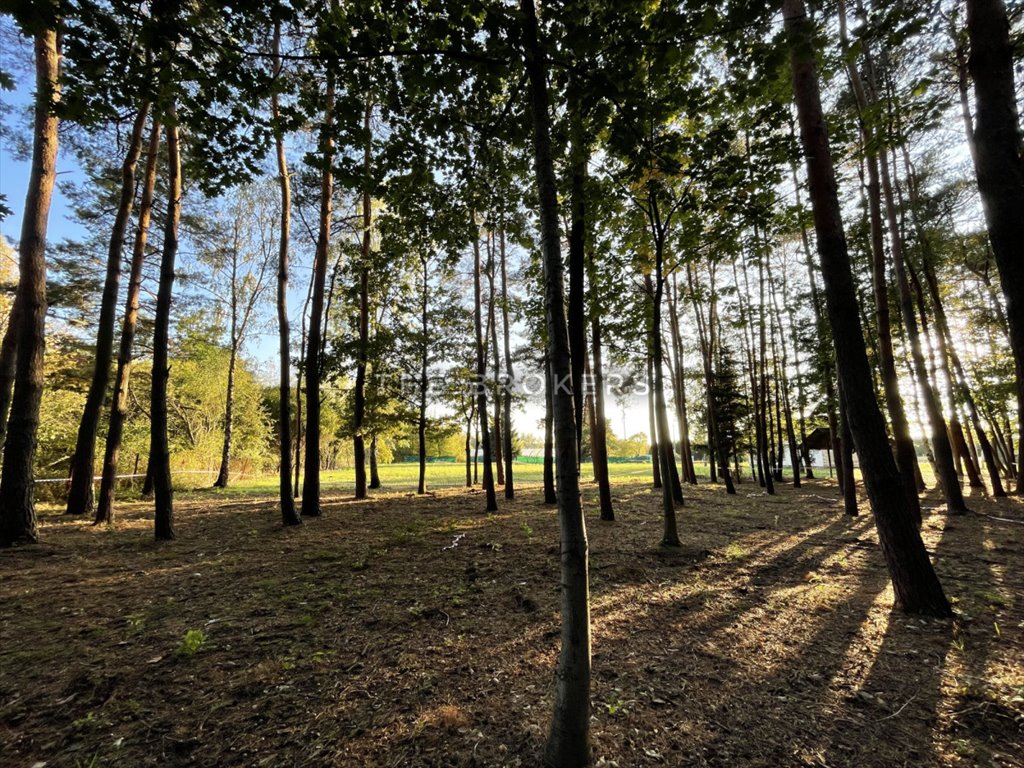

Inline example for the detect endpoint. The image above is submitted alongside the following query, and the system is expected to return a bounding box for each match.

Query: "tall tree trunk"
[651,243,682,545]
[500,227,515,499]
[301,61,335,517]
[522,4,591,762]
[769,275,801,487]
[465,396,474,488]
[150,110,181,543]
[836,0,922,519]
[966,0,1024,492]
[784,0,950,616]
[473,229,498,512]
[294,270,313,498]
[590,313,614,519]
[353,99,372,500]
[66,103,149,516]
[543,353,557,504]
[418,257,428,495]
[646,355,662,489]
[214,342,237,488]
[271,20,299,526]
[488,234,504,486]
[923,258,1006,496]
[792,155,841,486]
[0,28,60,547]
[838,379,858,516]
[567,94,587,464]
[0,302,19,454]
[667,279,697,485]
[688,266,734,494]
[782,260,812,478]
[739,254,774,494]
[877,150,968,513]
[369,434,380,489]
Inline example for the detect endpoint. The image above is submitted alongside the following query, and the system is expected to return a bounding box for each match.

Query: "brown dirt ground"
[1,476,1022,768]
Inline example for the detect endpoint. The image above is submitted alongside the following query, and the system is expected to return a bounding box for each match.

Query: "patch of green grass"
[176,628,207,656]
[981,591,1011,608]
[723,543,749,562]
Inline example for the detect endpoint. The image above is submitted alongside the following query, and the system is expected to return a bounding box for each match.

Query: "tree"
[521,2,590,764]
[150,110,182,542]
[0,19,60,547]
[783,0,950,616]
[95,119,161,525]
[64,103,150,516]
[199,186,275,489]
[966,0,1024,492]
[270,16,300,527]
[301,7,336,517]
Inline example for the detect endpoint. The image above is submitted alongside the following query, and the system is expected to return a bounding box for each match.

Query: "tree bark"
[473,227,497,512]
[522,3,591,762]
[499,226,515,499]
[966,0,1024,492]
[487,233,505,486]
[567,95,588,464]
[667,278,697,485]
[369,434,380,489]
[301,58,335,517]
[878,149,967,514]
[836,0,921,519]
[66,103,149,516]
[543,352,556,504]
[650,246,682,545]
[271,20,299,526]
[784,0,951,616]
[418,256,428,495]
[150,110,181,542]
[0,301,19,454]
[0,28,60,547]
[353,99,373,500]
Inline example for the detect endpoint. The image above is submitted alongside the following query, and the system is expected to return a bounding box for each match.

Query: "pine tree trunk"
[567,98,588,464]
[879,150,967,513]
[294,272,313,499]
[369,434,380,489]
[418,257,428,495]
[0,28,60,547]
[590,313,614,519]
[543,354,556,504]
[838,380,858,516]
[271,20,299,526]
[688,267,734,493]
[488,236,505,486]
[651,244,682,545]
[500,227,515,499]
[473,229,497,512]
[214,344,237,488]
[667,280,697,485]
[301,62,335,517]
[923,258,1006,496]
[465,398,474,488]
[0,296,21,457]
[836,0,921,519]
[785,0,950,616]
[66,103,149,516]
[353,99,373,501]
[646,355,662,489]
[522,4,591,762]
[966,0,1024,492]
[150,110,181,542]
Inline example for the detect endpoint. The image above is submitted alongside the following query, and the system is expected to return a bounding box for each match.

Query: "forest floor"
[1,471,1022,768]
